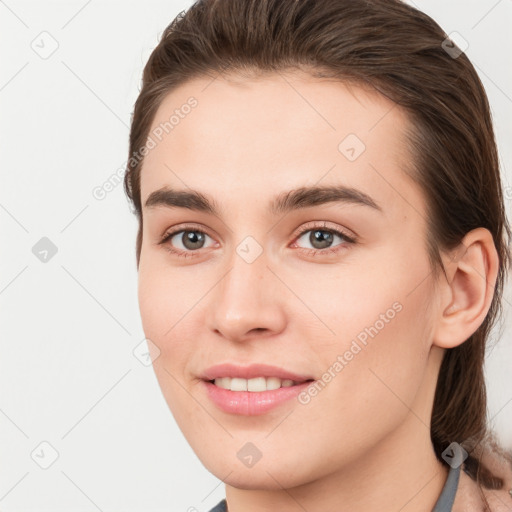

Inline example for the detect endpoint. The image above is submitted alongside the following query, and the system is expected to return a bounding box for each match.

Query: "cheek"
[137,265,201,426]
[296,250,434,412]
[137,279,170,349]
[137,255,189,339]
[137,262,194,371]
[296,297,434,466]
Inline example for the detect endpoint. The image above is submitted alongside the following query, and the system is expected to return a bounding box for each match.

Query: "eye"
[291,221,357,256]
[158,224,217,258]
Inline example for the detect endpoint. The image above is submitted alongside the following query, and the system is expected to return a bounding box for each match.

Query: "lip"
[199,363,315,382]
[202,380,314,415]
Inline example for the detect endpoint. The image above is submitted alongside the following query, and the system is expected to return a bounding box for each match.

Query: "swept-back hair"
[124,0,512,495]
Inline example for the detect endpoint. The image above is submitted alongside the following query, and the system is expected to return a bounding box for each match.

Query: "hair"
[124,0,512,499]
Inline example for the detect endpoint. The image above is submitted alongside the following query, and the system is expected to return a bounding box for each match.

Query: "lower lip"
[202,380,313,415]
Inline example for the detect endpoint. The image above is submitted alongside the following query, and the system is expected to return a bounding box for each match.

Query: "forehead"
[139,71,427,223]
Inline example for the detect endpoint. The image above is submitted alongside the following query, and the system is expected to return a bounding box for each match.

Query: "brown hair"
[124,0,512,497]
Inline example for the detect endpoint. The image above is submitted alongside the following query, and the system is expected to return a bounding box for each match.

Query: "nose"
[206,247,287,343]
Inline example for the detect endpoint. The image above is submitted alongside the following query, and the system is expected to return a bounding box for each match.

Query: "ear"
[432,227,500,349]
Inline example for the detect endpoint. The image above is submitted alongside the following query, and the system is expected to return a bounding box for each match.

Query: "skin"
[136,70,499,511]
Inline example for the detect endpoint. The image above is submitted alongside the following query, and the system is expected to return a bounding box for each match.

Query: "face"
[137,70,443,489]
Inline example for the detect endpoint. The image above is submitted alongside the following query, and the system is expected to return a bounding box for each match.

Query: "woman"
[123,0,512,510]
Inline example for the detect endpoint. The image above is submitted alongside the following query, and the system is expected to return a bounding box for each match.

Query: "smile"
[210,376,312,391]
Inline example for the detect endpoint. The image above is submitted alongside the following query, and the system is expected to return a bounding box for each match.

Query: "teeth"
[213,376,300,391]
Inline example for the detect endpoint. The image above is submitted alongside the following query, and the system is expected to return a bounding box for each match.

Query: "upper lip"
[200,363,315,382]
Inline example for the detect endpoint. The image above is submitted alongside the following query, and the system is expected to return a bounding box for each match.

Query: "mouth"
[199,362,316,392]
[206,376,315,392]
[199,363,317,415]
[201,374,316,415]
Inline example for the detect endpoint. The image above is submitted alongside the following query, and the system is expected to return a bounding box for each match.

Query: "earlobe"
[432,227,499,349]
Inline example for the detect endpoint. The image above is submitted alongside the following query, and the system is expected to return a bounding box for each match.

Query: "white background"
[1,1,511,510]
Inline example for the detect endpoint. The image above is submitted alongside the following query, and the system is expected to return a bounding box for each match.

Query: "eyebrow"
[143,184,383,217]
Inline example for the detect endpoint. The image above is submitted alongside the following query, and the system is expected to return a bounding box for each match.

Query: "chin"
[204,457,310,491]
[224,470,299,491]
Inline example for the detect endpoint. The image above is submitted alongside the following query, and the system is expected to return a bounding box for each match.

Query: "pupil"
[184,231,204,249]
[311,230,332,249]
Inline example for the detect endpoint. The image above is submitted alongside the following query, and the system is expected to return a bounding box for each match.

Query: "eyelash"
[157,221,357,259]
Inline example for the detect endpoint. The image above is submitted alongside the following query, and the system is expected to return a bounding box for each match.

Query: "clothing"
[207,463,461,512]
[432,461,461,511]
[208,499,227,512]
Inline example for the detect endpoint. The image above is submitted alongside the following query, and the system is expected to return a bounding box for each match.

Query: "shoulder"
[478,439,512,511]
[453,434,512,512]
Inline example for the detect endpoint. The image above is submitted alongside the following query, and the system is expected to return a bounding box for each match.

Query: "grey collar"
[432,443,464,512]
